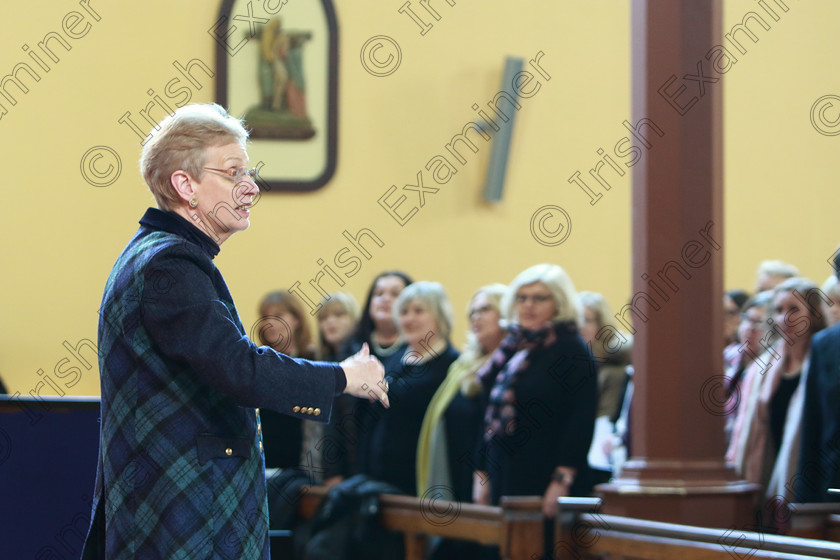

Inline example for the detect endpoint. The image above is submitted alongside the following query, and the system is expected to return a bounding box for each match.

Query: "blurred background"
[1,0,837,396]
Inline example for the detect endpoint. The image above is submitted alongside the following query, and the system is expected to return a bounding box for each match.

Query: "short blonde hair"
[463,283,507,355]
[139,103,248,210]
[315,292,361,358]
[756,260,799,291]
[578,291,616,331]
[394,281,454,342]
[502,264,582,326]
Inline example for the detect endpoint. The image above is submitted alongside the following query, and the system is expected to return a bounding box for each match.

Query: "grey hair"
[139,103,249,210]
[394,281,454,341]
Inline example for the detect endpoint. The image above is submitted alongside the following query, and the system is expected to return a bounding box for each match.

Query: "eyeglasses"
[740,313,765,328]
[469,305,495,319]
[203,166,259,182]
[514,293,553,305]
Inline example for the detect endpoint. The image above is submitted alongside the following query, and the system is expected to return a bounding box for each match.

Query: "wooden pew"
[554,497,840,560]
[297,486,546,560]
[787,503,840,541]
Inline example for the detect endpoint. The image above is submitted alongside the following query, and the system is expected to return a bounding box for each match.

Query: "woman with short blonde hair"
[474,264,598,528]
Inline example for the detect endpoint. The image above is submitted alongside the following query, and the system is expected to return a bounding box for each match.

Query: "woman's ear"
[170,170,196,204]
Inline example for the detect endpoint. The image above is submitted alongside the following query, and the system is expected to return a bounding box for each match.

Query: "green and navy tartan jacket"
[81,208,343,559]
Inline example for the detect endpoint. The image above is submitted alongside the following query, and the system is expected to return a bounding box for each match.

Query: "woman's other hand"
[472,471,491,505]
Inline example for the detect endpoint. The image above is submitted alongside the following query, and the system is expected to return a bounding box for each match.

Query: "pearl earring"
[189,198,198,208]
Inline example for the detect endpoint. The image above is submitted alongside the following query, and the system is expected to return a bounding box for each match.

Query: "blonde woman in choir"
[577,291,633,484]
[314,292,361,485]
[417,283,508,500]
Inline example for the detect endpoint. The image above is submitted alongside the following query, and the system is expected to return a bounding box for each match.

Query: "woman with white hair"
[473,264,598,519]
[355,281,460,495]
[80,103,387,559]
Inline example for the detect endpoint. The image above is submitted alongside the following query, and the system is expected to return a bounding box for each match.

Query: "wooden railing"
[554,497,840,560]
[298,486,545,560]
[787,502,840,541]
[291,488,840,560]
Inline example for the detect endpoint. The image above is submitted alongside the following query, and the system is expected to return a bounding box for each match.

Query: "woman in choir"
[577,291,633,484]
[416,283,507,560]
[820,275,840,328]
[473,264,598,518]
[257,291,317,472]
[727,277,826,520]
[724,289,751,349]
[346,270,413,363]
[722,291,771,446]
[356,281,459,495]
[314,292,361,485]
[315,292,361,362]
[417,283,508,501]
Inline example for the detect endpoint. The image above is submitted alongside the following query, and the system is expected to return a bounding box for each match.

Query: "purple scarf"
[479,320,577,442]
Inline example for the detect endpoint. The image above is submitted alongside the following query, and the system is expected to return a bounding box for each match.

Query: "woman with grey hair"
[81,103,387,559]
[473,264,598,521]
[355,281,459,496]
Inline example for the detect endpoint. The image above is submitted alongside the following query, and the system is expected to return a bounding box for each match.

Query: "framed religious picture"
[213,0,338,192]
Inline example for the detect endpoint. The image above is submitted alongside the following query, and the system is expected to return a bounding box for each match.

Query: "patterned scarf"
[479,320,577,442]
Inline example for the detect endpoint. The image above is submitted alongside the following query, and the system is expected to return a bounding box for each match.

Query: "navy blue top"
[82,208,346,558]
[355,344,459,495]
[140,207,221,259]
[798,324,840,502]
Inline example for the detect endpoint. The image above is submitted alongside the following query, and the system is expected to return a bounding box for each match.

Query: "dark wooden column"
[596,0,758,527]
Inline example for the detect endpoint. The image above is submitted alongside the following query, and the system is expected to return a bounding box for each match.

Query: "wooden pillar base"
[596,459,759,528]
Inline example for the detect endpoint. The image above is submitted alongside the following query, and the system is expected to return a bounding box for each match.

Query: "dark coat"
[797,323,840,502]
[355,345,459,495]
[81,209,343,559]
[477,327,598,503]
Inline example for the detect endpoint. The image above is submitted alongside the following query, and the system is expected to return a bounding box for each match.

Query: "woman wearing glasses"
[472,264,598,519]
[722,291,771,446]
[81,104,388,559]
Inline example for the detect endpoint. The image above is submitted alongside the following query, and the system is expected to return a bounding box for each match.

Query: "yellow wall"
[0,0,836,396]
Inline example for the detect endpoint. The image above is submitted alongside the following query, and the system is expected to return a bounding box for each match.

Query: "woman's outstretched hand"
[341,343,390,408]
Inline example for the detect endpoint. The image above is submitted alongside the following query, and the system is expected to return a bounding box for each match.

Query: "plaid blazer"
[81,209,342,559]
